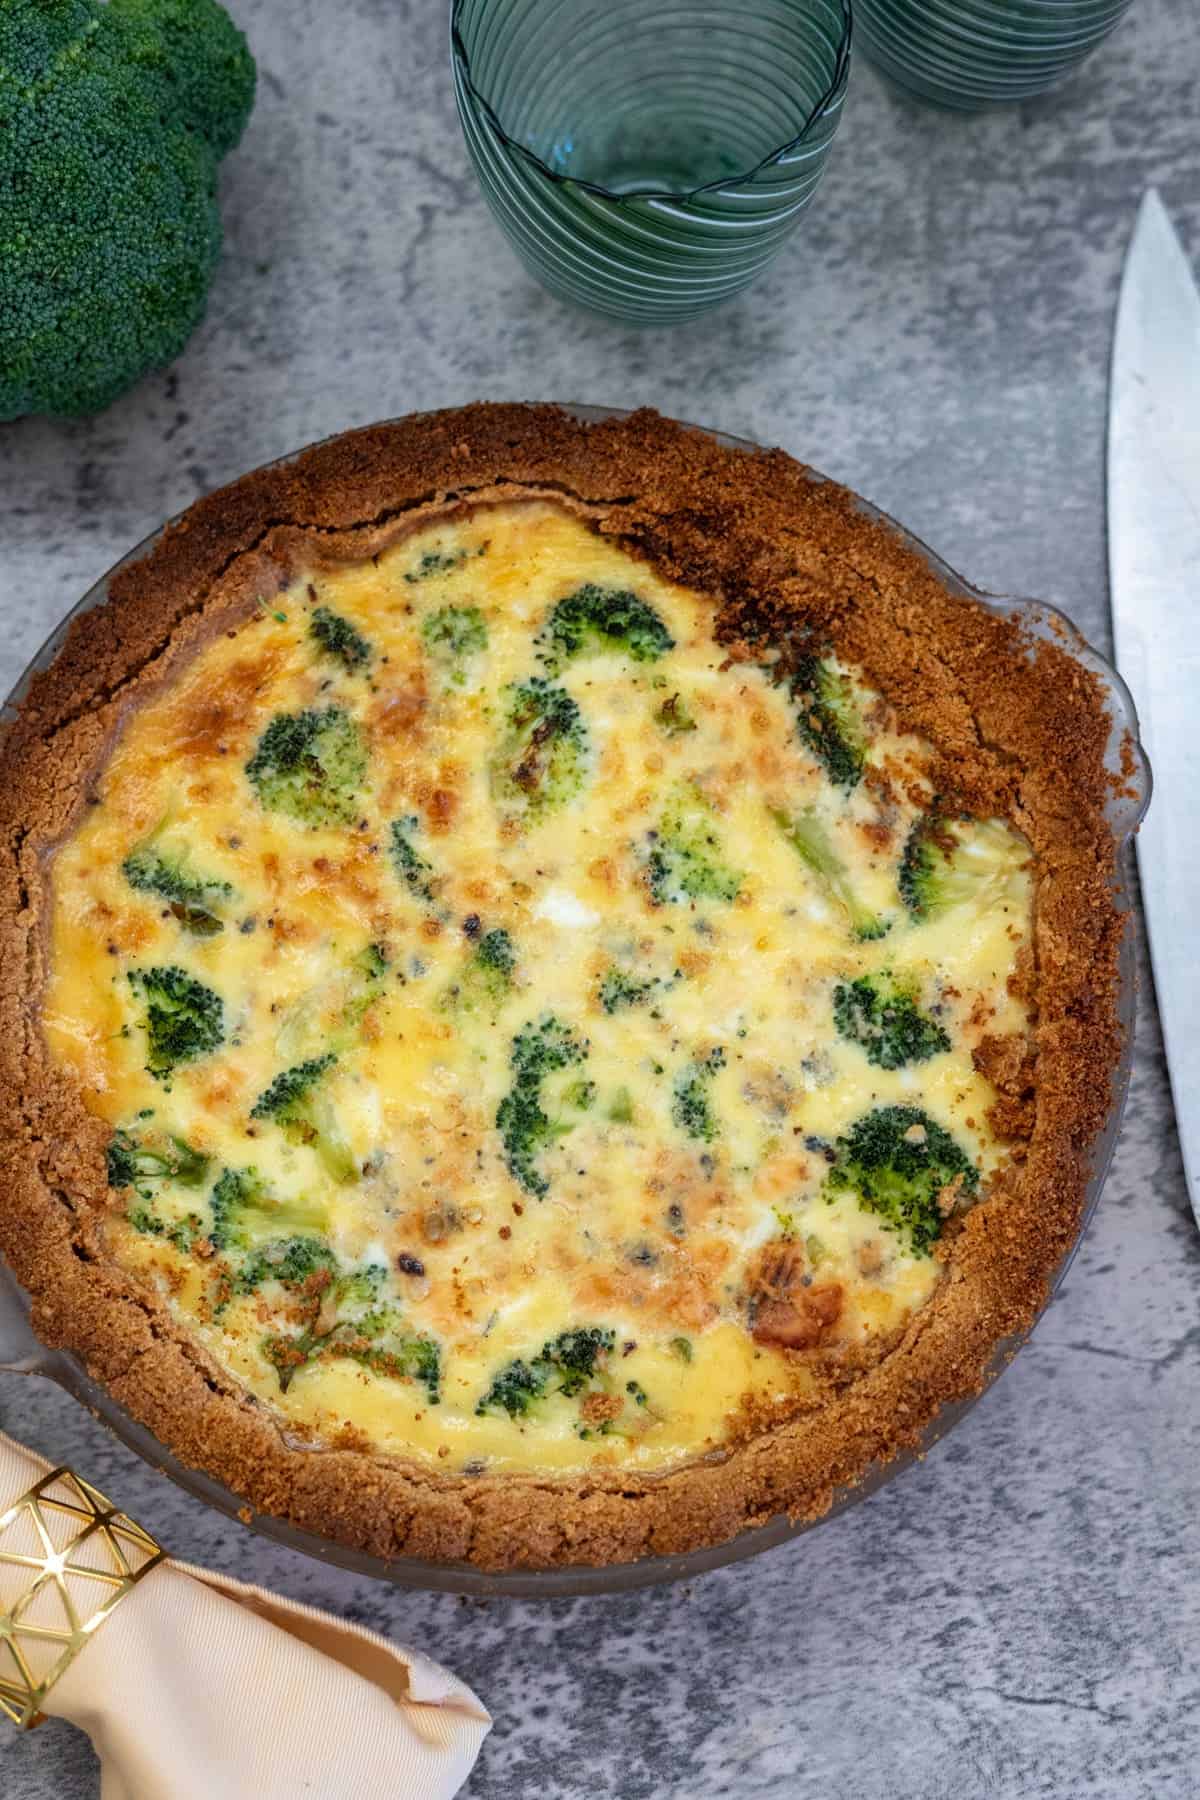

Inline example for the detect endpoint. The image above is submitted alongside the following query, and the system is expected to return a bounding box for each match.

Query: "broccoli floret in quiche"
[250,1056,357,1185]
[260,1262,441,1402]
[442,927,517,1017]
[207,1167,331,1254]
[598,966,657,1014]
[259,1330,317,1393]
[122,831,232,936]
[128,965,224,1082]
[245,707,367,828]
[491,679,588,821]
[405,545,484,584]
[825,1105,980,1256]
[672,1047,726,1143]
[772,806,889,942]
[233,1234,339,1297]
[832,972,951,1070]
[475,926,516,980]
[274,942,390,1065]
[106,1126,210,1195]
[476,1326,616,1418]
[335,1321,442,1405]
[646,783,742,906]
[539,584,674,671]
[123,1200,205,1253]
[333,1262,389,1316]
[654,691,697,736]
[496,1014,590,1198]
[786,655,868,790]
[342,942,389,1024]
[421,604,488,686]
[309,605,371,673]
[389,816,437,904]
[108,1124,209,1250]
[899,815,1029,923]
[548,1326,617,1395]
[476,1357,546,1418]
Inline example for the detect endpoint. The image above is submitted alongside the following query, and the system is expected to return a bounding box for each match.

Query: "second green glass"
[856,0,1137,108]
[451,0,852,325]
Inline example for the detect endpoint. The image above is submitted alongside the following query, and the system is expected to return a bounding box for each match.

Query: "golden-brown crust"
[0,404,1125,1570]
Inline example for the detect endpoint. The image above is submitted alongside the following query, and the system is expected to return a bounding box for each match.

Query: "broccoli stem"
[772,807,889,942]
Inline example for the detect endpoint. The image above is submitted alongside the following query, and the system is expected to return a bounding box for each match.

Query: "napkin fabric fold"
[0,1430,490,1800]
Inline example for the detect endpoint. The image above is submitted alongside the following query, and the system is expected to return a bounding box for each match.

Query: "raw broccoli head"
[491,679,588,821]
[787,655,867,790]
[772,806,890,942]
[496,1014,589,1198]
[825,1104,980,1255]
[539,584,674,671]
[832,972,951,1070]
[245,707,367,828]
[421,604,488,684]
[0,0,255,419]
[250,1055,357,1184]
[646,783,742,906]
[122,837,232,936]
[128,964,224,1081]
[899,815,1029,924]
[309,605,371,674]
[123,1199,204,1253]
[107,1125,210,1194]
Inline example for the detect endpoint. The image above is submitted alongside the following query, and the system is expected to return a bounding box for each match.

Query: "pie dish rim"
[0,402,1148,1593]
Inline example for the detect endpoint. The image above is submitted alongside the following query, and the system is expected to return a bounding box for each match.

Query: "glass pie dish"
[0,408,1151,1597]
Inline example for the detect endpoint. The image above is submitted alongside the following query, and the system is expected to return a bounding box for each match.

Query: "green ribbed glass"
[451,0,852,324]
[856,0,1137,108]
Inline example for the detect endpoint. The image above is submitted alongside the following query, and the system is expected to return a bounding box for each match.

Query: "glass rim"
[449,0,853,203]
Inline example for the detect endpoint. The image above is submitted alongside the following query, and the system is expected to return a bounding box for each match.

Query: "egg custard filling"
[44,500,1033,1479]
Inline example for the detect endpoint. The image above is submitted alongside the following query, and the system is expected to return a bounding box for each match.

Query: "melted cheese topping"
[44,503,1033,1477]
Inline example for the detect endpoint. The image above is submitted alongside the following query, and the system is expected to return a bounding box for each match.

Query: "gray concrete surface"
[1,1,1197,1794]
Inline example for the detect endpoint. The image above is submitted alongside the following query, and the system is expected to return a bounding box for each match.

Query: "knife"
[1108,189,1200,1225]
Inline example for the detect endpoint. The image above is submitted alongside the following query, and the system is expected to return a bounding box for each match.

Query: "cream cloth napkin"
[0,1431,490,1799]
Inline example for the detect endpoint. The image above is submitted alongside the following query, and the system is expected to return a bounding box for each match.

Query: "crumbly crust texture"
[0,406,1123,1571]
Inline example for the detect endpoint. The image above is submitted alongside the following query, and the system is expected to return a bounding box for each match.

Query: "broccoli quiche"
[0,406,1124,1570]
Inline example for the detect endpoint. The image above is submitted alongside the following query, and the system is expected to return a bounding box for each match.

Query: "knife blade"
[1108,189,1200,1224]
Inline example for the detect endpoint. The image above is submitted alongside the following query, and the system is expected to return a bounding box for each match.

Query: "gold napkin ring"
[0,1466,165,1729]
